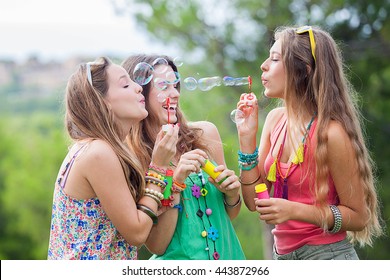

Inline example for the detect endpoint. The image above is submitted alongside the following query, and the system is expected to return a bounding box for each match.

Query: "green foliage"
[0,113,67,259]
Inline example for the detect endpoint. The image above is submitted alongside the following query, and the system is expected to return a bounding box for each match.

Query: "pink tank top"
[48,145,137,260]
[264,114,346,254]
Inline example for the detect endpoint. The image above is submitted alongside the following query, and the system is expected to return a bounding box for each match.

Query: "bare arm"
[239,107,284,211]
[195,121,242,220]
[82,140,160,246]
[326,121,369,230]
[144,124,181,254]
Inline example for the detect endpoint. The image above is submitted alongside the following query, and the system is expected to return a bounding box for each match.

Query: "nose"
[166,84,180,98]
[260,59,268,72]
[134,82,143,94]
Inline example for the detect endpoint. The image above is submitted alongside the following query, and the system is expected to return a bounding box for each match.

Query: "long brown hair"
[275,26,383,246]
[65,56,145,200]
[122,54,210,169]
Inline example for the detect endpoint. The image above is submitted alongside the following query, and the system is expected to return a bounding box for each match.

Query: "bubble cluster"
[182,75,251,91]
[133,58,182,103]
[132,57,258,126]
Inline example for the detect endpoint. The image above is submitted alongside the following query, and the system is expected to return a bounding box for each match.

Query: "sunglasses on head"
[296,26,316,63]
[86,62,94,86]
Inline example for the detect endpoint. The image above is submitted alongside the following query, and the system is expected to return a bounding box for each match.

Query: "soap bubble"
[230,109,246,125]
[152,58,169,74]
[154,77,168,91]
[173,56,184,67]
[222,76,235,86]
[197,76,222,91]
[223,76,250,86]
[157,92,168,103]
[133,62,153,86]
[183,77,198,91]
[166,71,180,85]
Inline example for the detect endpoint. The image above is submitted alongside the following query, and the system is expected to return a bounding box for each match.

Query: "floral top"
[48,145,137,260]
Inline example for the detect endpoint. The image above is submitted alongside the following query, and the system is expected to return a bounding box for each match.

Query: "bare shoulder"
[326,121,352,153]
[79,140,119,167]
[263,107,285,131]
[327,121,349,143]
[266,107,285,123]
[189,120,219,138]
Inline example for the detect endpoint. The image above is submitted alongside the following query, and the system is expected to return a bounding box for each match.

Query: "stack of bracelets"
[144,164,187,210]
[238,147,259,171]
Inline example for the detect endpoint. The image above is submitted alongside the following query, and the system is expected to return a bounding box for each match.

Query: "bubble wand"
[162,97,170,133]
[162,97,174,207]
[167,98,170,125]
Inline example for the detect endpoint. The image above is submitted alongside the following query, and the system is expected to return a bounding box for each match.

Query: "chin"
[162,114,177,125]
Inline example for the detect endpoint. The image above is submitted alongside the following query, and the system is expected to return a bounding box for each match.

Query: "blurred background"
[0,0,389,260]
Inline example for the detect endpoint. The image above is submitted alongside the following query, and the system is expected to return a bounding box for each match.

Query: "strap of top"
[58,144,86,189]
[270,115,287,155]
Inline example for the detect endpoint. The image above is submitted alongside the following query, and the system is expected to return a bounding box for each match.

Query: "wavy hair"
[65,56,145,201]
[121,54,210,169]
[274,26,383,246]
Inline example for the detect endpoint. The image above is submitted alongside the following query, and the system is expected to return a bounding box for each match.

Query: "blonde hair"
[65,56,145,201]
[121,54,210,170]
[275,26,383,246]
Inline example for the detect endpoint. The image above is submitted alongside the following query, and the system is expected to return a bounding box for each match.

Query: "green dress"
[151,171,246,260]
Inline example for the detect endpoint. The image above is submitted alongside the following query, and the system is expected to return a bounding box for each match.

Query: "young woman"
[48,57,179,259]
[236,26,383,260]
[122,54,246,260]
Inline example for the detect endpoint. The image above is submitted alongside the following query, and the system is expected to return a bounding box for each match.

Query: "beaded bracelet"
[145,176,167,190]
[146,171,166,182]
[329,205,342,234]
[239,161,258,171]
[145,187,164,200]
[223,195,241,209]
[144,193,162,209]
[172,180,186,191]
[137,204,158,224]
[171,184,184,193]
[238,147,259,162]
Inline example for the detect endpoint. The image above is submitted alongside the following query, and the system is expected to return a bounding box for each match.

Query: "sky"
[0,0,170,62]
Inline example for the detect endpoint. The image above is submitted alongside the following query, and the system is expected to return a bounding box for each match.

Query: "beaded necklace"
[267,115,316,199]
[187,172,220,260]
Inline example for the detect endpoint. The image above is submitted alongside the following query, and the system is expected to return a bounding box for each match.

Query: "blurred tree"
[0,113,67,259]
[114,0,390,259]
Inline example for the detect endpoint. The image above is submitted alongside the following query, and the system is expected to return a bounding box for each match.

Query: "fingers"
[213,168,241,196]
[180,150,208,168]
[151,124,180,166]
[173,150,209,182]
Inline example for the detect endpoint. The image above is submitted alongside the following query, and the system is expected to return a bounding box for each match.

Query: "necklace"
[267,115,316,199]
[187,172,220,260]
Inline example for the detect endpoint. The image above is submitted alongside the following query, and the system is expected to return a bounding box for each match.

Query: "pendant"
[273,173,282,198]
[282,178,288,199]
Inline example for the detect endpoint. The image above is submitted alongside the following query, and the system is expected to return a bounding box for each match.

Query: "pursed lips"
[261,75,268,86]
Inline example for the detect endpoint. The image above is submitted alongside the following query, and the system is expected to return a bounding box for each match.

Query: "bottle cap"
[255,183,267,193]
[255,183,269,199]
